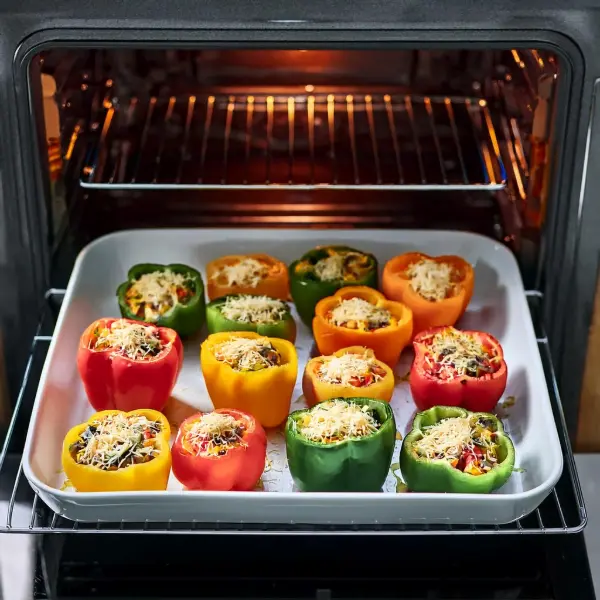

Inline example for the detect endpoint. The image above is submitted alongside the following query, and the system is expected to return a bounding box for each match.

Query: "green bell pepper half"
[117,263,206,338]
[288,245,378,327]
[400,406,515,494]
[205,294,296,342]
[285,397,396,492]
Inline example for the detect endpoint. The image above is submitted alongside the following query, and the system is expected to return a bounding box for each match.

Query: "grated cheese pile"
[318,353,382,387]
[93,320,163,360]
[296,399,380,443]
[183,412,246,456]
[127,269,191,318]
[330,297,391,329]
[425,329,493,379]
[314,252,361,282]
[72,413,160,470]
[406,259,457,301]
[212,258,268,288]
[413,416,473,460]
[213,336,280,371]
[219,295,287,324]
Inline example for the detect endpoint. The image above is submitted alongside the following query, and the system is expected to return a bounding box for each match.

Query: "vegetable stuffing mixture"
[297,249,371,282]
[91,320,163,360]
[213,336,281,372]
[317,352,387,388]
[181,412,247,457]
[328,297,393,331]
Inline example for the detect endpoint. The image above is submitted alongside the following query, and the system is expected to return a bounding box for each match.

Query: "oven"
[0,2,598,598]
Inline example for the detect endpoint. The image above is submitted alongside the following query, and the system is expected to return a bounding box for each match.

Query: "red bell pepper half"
[77,317,183,412]
[171,408,267,491]
[409,326,507,413]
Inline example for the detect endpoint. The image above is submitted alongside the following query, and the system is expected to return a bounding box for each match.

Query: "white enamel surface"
[22,229,562,524]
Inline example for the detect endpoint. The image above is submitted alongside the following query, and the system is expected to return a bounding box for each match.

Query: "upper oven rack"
[79,93,507,191]
[0,291,585,535]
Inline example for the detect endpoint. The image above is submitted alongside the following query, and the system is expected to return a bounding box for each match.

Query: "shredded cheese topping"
[212,258,268,288]
[424,328,495,379]
[219,295,287,324]
[213,336,280,372]
[329,297,391,330]
[413,416,500,474]
[313,252,361,282]
[70,413,161,470]
[406,259,457,301]
[93,320,163,360]
[295,399,380,443]
[183,412,247,456]
[318,353,384,387]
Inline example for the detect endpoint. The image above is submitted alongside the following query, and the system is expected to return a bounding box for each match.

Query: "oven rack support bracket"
[0,289,586,535]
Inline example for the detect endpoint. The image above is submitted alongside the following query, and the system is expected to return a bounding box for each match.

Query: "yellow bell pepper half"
[200,331,298,428]
[61,409,172,492]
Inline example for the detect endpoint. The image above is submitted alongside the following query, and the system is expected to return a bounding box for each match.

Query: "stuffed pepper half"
[289,245,378,327]
[410,326,507,412]
[206,294,296,342]
[200,331,298,428]
[312,286,413,368]
[62,409,172,492]
[382,252,474,336]
[77,318,183,412]
[285,397,396,492]
[171,408,267,491]
[400,406,515,493]
[206,254,289,301]
[117,263,205,337]
[302,346,394,407]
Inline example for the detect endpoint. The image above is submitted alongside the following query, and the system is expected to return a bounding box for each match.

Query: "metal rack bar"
[0,289,586,536]
[80,93,507,191]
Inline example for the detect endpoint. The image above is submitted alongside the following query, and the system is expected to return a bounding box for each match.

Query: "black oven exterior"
[0,2,598,598]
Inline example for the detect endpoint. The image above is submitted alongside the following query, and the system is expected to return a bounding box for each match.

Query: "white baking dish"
[22,229,563,525]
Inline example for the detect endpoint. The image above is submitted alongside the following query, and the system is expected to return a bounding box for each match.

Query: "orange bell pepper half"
[302,346,395,407]
[381,252,474,336]
[200,331,298,428]
[206,253,289,301]
[312,286,413,368]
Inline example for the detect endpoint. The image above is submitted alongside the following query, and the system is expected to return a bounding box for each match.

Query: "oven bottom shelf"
[0,290,587,535]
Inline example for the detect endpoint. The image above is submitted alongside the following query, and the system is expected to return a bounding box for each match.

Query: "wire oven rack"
[79,93,507,191]
[0,290,586,535]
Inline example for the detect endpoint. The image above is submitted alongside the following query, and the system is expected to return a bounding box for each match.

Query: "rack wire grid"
[79,93,508,191]
[0,290,586,535]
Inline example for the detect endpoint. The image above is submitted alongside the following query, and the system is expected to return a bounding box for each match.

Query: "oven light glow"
[305,85,315,93]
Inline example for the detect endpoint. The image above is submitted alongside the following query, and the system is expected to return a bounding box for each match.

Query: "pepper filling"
[420,328,500,380]
[317,352,387,388]
[296,249,371,282]
[213,336,281,372]
[91,320,163,360]
[125,269,194,321]
[413,415,500,476]
[212,257,269,288]
[295,399,381,444]
[69,413,162,471]
[405,258,460,301]
[219,295,288,324]
[328,297,393,331]
[181,412,247,456]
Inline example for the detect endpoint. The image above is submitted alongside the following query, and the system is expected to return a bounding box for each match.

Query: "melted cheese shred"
[212,258,268,288]
[219,295,287,324]
[296,399,380,443]
[128,269,190,308]
[413,416,473,461]
[93,320,163,360]
[213,336,280,371]
[318,353,382,387]
[74,413,160,470]
[329,297,391,329]
[314,252,362,282]
[183,412,246,456]
[426,329,492,379]
[406,259,456,301]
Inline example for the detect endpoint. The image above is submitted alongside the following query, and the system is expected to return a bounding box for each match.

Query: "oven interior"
[0,45,591,598]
